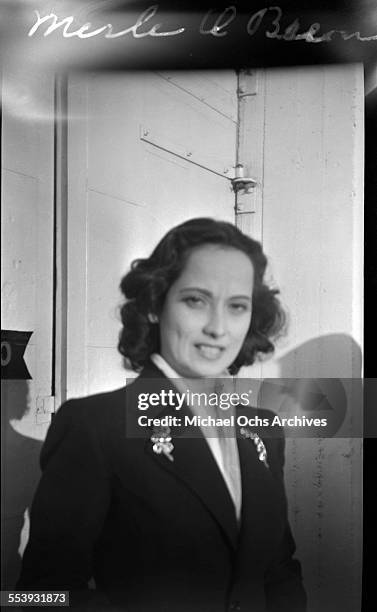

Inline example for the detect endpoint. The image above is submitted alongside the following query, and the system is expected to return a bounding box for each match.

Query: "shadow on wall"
[277,333,362,379]
[1,380,42,589]
[257,334,362,438]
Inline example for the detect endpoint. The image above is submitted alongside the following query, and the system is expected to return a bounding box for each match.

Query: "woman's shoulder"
[54,373,152,428]
[58,385,127,422]
[40,384,139,469]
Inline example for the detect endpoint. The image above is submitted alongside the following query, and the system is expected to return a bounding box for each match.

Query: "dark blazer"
[17,362,306,612]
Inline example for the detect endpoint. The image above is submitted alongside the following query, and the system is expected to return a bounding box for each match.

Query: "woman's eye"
[183,296,205,308]
[229,303,249,313]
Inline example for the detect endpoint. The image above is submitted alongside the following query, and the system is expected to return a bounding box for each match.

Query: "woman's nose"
[203,307,226,338]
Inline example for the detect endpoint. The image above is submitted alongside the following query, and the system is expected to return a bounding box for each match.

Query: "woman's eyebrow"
[178,287,252,301]
[229,295,252,301]
[178,287,212,296]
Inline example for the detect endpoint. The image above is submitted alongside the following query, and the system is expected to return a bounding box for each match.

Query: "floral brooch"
[240,427,269,468]
[150,426,174,462]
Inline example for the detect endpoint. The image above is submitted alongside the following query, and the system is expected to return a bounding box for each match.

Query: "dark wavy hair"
[118,218,286,375]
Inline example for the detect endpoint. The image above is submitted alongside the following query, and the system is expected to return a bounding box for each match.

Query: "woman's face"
[159,244,254,378]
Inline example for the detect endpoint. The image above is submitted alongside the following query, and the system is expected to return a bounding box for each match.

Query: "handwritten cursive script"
[28,5,377,42]
[28,5,185,39]
[200,5,377,42]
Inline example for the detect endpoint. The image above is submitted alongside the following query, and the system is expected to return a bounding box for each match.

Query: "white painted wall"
[1,65,55,587]
[66,71,238,397]
[237,64,364,612]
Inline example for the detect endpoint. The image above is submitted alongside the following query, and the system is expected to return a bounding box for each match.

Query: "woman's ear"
[148,313,159,324]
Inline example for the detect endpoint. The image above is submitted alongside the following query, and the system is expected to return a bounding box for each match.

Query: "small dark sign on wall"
[1,330,33,380]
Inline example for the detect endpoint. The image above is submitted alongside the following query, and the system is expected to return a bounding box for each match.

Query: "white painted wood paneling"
[237,65,363,612]
[67,71,238,397]
[1,66,55,438]
[156,71,238,123]
[262,65,363,371]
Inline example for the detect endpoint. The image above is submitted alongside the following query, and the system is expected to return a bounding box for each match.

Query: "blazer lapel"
[235,431,287,566]
[145,426,239,550]
[137,363,239,551]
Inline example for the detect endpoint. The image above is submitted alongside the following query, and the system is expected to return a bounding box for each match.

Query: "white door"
[66,70,238,397]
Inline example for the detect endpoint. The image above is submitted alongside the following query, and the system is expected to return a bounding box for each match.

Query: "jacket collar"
[133,361,239,549]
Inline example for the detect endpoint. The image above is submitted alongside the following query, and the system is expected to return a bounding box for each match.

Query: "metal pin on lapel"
[151,426,174,462]
[239,428,269,468]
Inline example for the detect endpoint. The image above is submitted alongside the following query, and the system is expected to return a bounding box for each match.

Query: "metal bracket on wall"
[139,125,234,180]
[235,70,264,231]
[235,191,257,214]
[231,164,257,195]
[237,69,259,98]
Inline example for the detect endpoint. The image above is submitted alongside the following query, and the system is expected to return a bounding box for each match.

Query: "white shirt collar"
[150,353,181,379]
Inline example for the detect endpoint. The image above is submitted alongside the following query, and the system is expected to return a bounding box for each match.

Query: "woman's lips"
[195,344,225,360]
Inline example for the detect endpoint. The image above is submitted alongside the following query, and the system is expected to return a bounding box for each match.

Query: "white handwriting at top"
[27,5,377,42]
[28,5,186,39]
[200,5,377,42]
[249,6,377,42]
[199,6,237,37]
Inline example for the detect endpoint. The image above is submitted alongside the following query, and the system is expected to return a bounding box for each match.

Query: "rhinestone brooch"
[151,426,174,462]
[240,427,269,468]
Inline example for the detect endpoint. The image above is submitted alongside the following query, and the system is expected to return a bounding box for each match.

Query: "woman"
[17,218,306,611]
